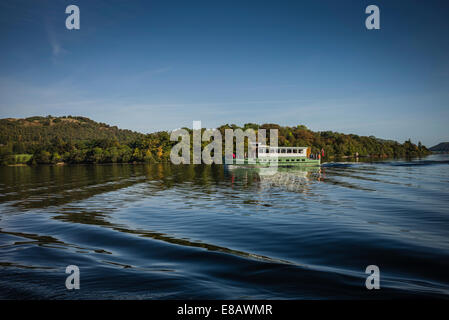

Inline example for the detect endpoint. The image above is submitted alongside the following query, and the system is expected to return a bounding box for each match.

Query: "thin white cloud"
[45,18,67,58]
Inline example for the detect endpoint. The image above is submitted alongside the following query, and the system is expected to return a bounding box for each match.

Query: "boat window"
[293,149,298,153]
[281,149,286,153]
[266,148,269,153]
[287,149,292,153]
[302,159,305,161]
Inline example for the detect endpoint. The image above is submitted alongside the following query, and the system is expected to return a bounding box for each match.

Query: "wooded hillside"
[0,116,430,165]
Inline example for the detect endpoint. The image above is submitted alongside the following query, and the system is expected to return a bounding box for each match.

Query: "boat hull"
[224,157,321,168]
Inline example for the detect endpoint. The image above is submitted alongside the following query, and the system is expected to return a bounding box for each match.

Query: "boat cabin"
[250,143,309,159]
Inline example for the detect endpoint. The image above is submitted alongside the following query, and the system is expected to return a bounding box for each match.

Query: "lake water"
[0,154,448,299]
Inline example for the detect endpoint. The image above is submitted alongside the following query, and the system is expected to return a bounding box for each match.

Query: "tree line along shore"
[0,116,430,166]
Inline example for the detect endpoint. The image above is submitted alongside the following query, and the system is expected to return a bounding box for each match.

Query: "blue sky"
[0,0,448,146]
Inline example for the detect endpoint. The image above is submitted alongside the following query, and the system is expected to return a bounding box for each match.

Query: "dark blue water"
[0,154,448,299]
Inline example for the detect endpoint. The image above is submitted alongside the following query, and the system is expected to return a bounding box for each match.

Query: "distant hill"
[0,116,144,153]
[0,116,431,165]
[429,142,449,152]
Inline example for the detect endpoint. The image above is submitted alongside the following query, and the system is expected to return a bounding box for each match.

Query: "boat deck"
[225,157,320,167]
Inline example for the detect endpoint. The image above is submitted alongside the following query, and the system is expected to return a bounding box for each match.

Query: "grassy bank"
[2,154,33,165]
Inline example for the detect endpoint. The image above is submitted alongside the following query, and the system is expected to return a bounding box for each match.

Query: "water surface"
[0,155,448,299]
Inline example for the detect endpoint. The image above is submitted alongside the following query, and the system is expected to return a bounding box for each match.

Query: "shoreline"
[2,154,440,168]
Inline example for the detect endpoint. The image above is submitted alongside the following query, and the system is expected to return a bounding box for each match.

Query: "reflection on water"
[0,155,448,299]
